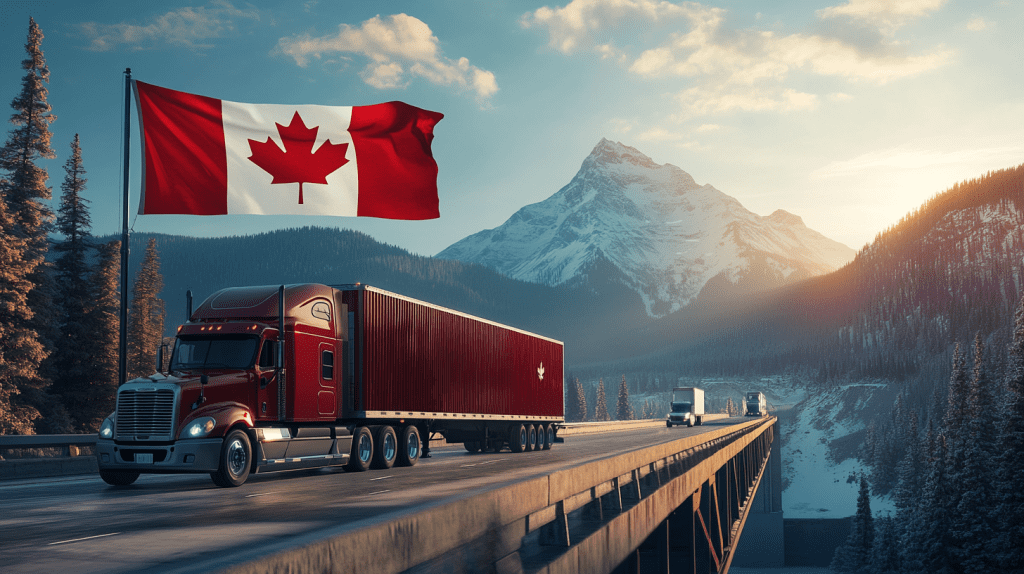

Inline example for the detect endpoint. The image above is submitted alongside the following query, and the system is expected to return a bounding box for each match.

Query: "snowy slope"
[438,139,855,316]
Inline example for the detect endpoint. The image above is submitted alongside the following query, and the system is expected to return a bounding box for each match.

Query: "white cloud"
[628,15,950,85]
[966,17,988,31]
[521,0,690,54]
[676,85,819,117]
[694,123,720,132]
[526,0,951,119]
[635,126,684,142]
[278,14,498,102]
[80,0,260,51]
[818,0,947,34]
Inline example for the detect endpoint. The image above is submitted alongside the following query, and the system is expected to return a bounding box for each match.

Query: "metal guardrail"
[0,434,98,449]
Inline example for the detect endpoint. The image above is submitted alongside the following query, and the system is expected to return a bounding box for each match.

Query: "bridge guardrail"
[212,416,774,574]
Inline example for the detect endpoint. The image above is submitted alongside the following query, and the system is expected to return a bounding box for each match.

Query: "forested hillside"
[107,226,650,364]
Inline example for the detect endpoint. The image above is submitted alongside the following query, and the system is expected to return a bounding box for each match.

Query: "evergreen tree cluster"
[832,294,1024,573]
[0,19,165,434]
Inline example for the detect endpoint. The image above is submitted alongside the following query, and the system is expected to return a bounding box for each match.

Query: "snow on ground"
[781,384,895,519]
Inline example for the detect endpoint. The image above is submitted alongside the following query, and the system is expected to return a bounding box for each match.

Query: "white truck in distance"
[666,387,705,427]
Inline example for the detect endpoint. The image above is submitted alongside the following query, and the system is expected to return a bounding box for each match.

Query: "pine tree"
[892,410,922,550]
[950,333,998,572]
[0,17,56,429]
[870,515,900,574]
[725,397,736,416]
[574,378,587,423]
[994,292,1024,570]
[830,474,874,573]
[0,195,43,434]
[564,374,579,422]
[903,434,954,574]
[49,135,96,430]
[616,374,633,420]
[77,241,120,429]
[126,238,165,380]
[594,378,609,421]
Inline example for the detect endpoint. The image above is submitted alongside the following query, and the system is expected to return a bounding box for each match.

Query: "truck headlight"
[179,417,216,439]
[99,416,114,439]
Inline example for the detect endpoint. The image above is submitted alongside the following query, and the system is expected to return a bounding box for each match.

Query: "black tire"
[533,424,544,451]
[212,429,252,487]
[346,426,373,472]
[509,423,527,453]
[100,469,140,486]
[543,424,554,450]
[464,440,481,453]
[395,425,420,467]
[666,421,672,428]
[525,424,536,452]
[371,425,397,470]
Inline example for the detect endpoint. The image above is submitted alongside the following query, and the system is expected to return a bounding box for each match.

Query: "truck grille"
[117,388,175,439]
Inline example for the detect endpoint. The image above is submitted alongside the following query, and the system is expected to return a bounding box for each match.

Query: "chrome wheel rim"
[384,433,397,462]
[358,434,372,462]
[227,439,247,477]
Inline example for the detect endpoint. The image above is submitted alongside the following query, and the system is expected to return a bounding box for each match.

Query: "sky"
[2,0,1022,257]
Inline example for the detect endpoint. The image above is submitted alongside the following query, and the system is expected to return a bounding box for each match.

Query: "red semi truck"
[96,284,564,487]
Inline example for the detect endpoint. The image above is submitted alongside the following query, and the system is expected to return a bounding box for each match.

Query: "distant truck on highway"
[666,387,704,427]
[745,392,767,417]
[96,284,564,487]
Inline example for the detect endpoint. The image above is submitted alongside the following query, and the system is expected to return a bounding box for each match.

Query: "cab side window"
[322,350,334,380]
[259,341,277,369]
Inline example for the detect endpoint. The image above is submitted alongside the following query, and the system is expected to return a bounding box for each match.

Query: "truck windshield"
[671,402,691,412]
[170,335,259,370]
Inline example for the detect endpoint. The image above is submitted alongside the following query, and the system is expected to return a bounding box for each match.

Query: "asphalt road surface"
[0,417,748,573]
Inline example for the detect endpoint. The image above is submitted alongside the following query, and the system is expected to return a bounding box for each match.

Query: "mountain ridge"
[438,138,855,316]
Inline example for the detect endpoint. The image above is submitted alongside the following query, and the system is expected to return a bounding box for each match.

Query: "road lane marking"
[245,492,278,498]
[461,458,507,468]
[368,490,391,495]
[369,475,394,481]
[48,532,120,546]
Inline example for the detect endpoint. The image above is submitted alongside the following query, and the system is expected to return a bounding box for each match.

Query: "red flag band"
[133,81,443,220]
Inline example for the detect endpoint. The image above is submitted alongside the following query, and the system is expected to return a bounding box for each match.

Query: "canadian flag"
[133,81,443,219]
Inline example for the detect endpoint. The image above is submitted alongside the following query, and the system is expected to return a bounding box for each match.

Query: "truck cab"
[745,392,767,417]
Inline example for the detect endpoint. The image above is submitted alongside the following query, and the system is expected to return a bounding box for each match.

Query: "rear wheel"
[525,425,536,452]
[533,424,545,451]
[100,469,140,486]
[509,423,527,453]
[211,429,251,487]
[396,425,420,467]
[346,426,373,472]
[371,425,397,470]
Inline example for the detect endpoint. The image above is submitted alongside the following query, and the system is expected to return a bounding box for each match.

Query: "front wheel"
[100,469,140,486]
[211,429,252,487]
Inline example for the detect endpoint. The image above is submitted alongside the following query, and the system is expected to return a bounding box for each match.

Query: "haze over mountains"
[438,139,854,316]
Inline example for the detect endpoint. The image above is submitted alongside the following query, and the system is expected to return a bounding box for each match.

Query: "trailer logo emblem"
[537,363,545,381]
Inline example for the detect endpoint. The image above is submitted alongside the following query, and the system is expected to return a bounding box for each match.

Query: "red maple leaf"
[247,112,349,204]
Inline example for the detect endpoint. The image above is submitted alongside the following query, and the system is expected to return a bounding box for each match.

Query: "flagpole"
[119,68,131,386]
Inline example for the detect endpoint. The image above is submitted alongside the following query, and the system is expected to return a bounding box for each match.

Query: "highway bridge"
[0,415,778,573]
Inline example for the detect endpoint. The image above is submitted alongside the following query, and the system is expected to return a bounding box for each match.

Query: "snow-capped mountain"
[438,139,855,316]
